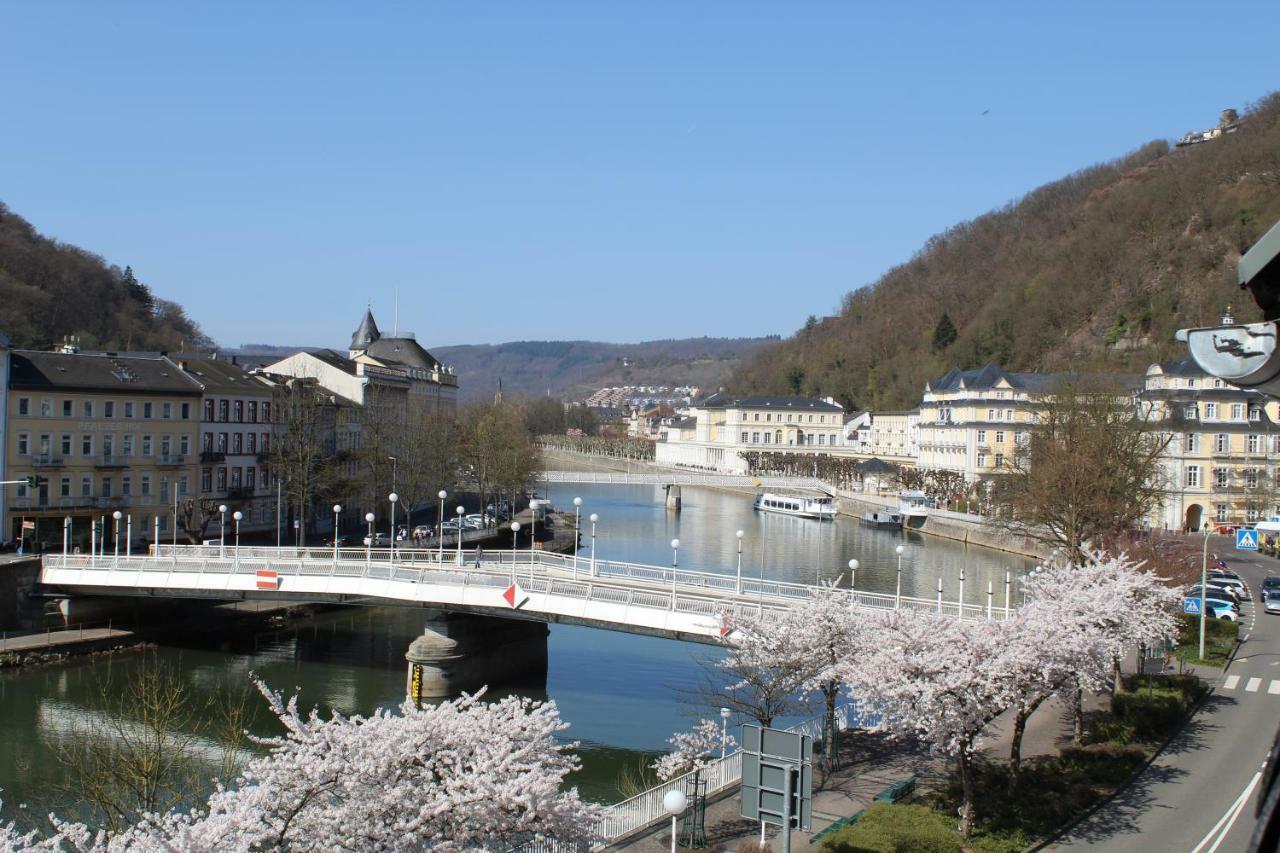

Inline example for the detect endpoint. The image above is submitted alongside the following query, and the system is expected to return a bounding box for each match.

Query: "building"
[850,410,919,464]
[178,357,277,534]
[655,393,845,472]
[5,349,202,550]
[1142,357,1280,531]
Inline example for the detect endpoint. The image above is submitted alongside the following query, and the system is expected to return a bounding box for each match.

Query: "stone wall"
[0,556,45,632]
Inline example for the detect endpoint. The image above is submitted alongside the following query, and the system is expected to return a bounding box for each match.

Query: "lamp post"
[572,497,583,577]
[62,515,71,566]
[218,504,228,558]
[735,530,744,594]
[456,505,465,565]
[233,511,243,568]
[332,504,342,564]
[529,500,539,569]
[848,558,858,592]
[1200,522,1210,660]
[510,521,521,582]
[112,510,123,566]
[719,707,731,760]
[894,544,904,610]
[437,490,448,563]
[365,512,375,566]
[589,513,599,577]
[663,789,687,853]
[671,538,680,568]
[388,492,399,561]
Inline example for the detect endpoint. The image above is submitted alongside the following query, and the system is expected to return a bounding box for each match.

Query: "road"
[1051,541,1279,852]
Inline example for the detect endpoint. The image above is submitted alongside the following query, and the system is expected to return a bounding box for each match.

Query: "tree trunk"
[1072,683,1085,744]
[824,683,839,775]
[958,745,976,838]
[1009,692,1048,776]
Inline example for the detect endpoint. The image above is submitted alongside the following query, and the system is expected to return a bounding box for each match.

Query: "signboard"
[503,582,529,609]
[256,569,281,590]
[293,519,301,529]
[21,520,35,530]
[409,663,423,707]
[740,724,812,832]
[1184,597,1203,615]
[1236,528,1259,551]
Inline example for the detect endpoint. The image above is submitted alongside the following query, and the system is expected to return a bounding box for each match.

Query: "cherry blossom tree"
[3,681,602,851]
[710,615,809,729]
[652,718,734,782]
[840,610,1014,838]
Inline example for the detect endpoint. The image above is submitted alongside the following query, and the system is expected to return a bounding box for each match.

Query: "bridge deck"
[542,470,833,492]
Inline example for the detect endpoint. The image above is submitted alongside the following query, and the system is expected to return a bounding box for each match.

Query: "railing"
[94,455,128,468]
[155,454,187,466]
[32,454,65,467]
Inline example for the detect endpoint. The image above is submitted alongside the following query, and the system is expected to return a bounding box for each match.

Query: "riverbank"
[541,448,1048,560]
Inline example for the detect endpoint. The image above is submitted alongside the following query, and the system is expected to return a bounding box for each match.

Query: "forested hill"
[731,94,1280,411]
[434,337,777,403]
[0,203,211,352]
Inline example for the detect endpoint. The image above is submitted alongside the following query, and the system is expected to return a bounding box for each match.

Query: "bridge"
[542,470,833,493]
[40,545,1008,642]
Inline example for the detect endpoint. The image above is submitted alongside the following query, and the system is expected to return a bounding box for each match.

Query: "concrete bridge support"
[405,610,549,702]
[664,484,682,511]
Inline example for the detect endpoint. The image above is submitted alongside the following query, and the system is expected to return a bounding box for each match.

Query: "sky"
[1,2,1278,350]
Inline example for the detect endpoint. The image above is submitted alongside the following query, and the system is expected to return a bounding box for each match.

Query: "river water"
[0,483,1032,826]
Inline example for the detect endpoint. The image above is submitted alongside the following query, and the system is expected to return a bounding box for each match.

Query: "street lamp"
[437,489,448,563]
[218,504,228,558]
[719,707,732,760]
[1199,522,1211,660]
[671,538,680,568]
[848,558,858,591]
[894,545,905,609]
[589,513,599,577]
[364,512,375,566]
[529,500,539,569]
[332,504,342,564]
[735,530,745,594]
[510,521,521,579]
[456,505,465,565]
[112,510,123,566]
[663,789,687,853]
[233,511,243,567]
[388,492,399,560]
[573,496,583,577]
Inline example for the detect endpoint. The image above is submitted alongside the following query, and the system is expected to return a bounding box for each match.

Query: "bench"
[809,809,864,844]
[872,775,918,804]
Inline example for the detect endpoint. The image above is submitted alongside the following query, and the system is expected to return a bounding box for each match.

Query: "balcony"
[155,454,187,467]
[200,451,226,464]
[94,455,129,469]
[225,486,255,500]
[31,454,65,468]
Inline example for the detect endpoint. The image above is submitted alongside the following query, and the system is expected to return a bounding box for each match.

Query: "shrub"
[1111,688,1184,741]
[1124,672,1207,704]
[1059,744,1148,786]
[820,804,964,853]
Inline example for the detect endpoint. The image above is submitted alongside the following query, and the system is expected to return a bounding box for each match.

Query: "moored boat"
[899,490,931,528]
[861,509,903,529]
[753,492,839,520]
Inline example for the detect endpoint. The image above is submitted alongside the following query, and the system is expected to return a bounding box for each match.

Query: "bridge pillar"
[664,484,682,511]
[405,610,549,702]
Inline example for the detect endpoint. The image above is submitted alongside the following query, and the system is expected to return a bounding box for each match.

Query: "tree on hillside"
[932,312,958,352]
[994,380,1170,557]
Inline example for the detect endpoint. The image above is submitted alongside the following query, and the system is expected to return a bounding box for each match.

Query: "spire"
[350,306,381,351]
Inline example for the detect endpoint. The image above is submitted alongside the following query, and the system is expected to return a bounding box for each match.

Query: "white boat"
[753,492,838,520]
[899,491,931,527]
[861,510,903,530]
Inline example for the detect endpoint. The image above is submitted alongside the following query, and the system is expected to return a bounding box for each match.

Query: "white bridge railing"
[541,471,833,492]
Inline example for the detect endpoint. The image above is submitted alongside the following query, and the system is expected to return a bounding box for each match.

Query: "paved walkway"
[616,690,1107,852]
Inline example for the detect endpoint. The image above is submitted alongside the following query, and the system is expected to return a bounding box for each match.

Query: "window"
[159,476,169,502]
[180,435,190,455]
[14,481,25,499]
[1232,403,1244,420]
[230,467,242,489]
[818,434,826,446]
[765,413,772,423]
[776,430,783,444]
[82,434,92,455]
[1245,468,1260,489]
[81,476,91,498]
[995,453,1005,467]
[162,402,172,420]
[17,397,29,416]
[1250,406,1262,422]
[741,431,749,443]
[204,399,215,421]
[1273,434,1280,455]
[245,467,256,491]
[60,477,70,498]
[202,432,213,452]
[995,431,1005,443]
[1185,404,1198,419]
[1248,434,1261,454]
[178,474,189,497]
[121,476,131,497]
[124,401,135,419]
[216,468,227,491]
[143,402,153,419]
[260,433,269,453]
[248,401,258,423]
[1214,468,1229,488]
[159,516,168,533]
[83,400,94,418]
[1186,466,1201,488]
[140,475,151,497]
[1188,378,1198,388]
[977,430,986,443]
[102,477,113,497]
[1214,434,1229,453]
[122,435,134,456]
[102,434,114,457]
[763,432,772,444]
[160,435,171,456]
[38,434,50,455]
[142,435,153,456]
[16,433,28,455]
[60,434,71,455]
[232,433,243,454]
[246,433,257,454]
[987,408,995,420]
[1216,503,1228,522]
[201,469,213,493]
[104,401,115,418]
[1247,507,1260,522]
[220,400,231,422]
[1184,433,1200,453]
[217,433,228,453]
[62,399,72,417]
[1205,402,1218,419]
[261,402,270,422]
[752,432,760,443]
[786,414,792,423]
[181,403,190,419]
[40,399,52,417]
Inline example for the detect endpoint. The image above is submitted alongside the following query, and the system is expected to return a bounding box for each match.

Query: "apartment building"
[655,393,845,472]
[5,349,201,550]
[842,409,920,463]
[1142,357,1280,531]
[178,358,277,533]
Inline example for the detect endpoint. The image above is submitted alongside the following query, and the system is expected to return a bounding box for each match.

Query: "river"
[0,482,1033,827]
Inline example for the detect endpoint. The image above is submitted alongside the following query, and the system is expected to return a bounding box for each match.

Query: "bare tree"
[269,378,337,542]
[177,497,224,545]
[396,406,460,532]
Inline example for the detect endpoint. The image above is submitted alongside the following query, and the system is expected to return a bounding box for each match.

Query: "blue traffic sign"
[1236,528,1259,550]
[1184,598,1203,615]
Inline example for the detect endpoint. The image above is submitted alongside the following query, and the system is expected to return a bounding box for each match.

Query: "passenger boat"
[899,490,931,528]
[753,492,839,520]
[861,510,903,530]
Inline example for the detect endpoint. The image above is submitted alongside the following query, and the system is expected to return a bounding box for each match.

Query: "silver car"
[1264,591,1280,615]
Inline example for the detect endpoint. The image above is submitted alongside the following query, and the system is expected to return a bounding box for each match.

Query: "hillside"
[731,94,1280,411]
[434,337,777,403]
[0,203,212,352]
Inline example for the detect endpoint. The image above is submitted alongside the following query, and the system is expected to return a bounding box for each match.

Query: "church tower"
[350,306,381,358]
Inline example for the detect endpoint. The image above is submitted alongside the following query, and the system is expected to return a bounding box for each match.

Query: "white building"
[655,394,845,473]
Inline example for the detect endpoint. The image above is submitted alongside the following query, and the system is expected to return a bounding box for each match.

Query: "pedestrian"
[474,545,483,569]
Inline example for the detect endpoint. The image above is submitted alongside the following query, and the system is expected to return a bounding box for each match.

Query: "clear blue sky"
[1,2,1276,350]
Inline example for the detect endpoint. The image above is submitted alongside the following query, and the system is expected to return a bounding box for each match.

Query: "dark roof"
[306,349,361,376]
[351,308,381,350]
[363,336,442,372]
[1153,356,1208,377]
[10,351,203,394]
[926,363,1060,394]
[668,416,698,429]
[178,358,273,395]
[856,458,899,473]
[694,393,843,412]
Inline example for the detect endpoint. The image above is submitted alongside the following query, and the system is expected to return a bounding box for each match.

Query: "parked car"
[1188,582,1241,603]
[1264,590,1280,615]
[465,513,493,528]
[439,520,463,533]
[323,535,350,547]
[412,525,433,539]
[1207,575,1248,597]
[1209,602,1240,621]
[1259,575,1280,599]
[363,532,391,547]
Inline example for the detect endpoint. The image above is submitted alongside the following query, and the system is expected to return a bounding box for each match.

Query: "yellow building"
[5,349,201,551]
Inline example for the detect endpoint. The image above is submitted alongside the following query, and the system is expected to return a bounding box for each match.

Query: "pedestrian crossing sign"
[1236,528,1259,551]
[1184,598,1202,615]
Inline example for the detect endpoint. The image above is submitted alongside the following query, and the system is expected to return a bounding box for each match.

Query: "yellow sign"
[410,663,423,708]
